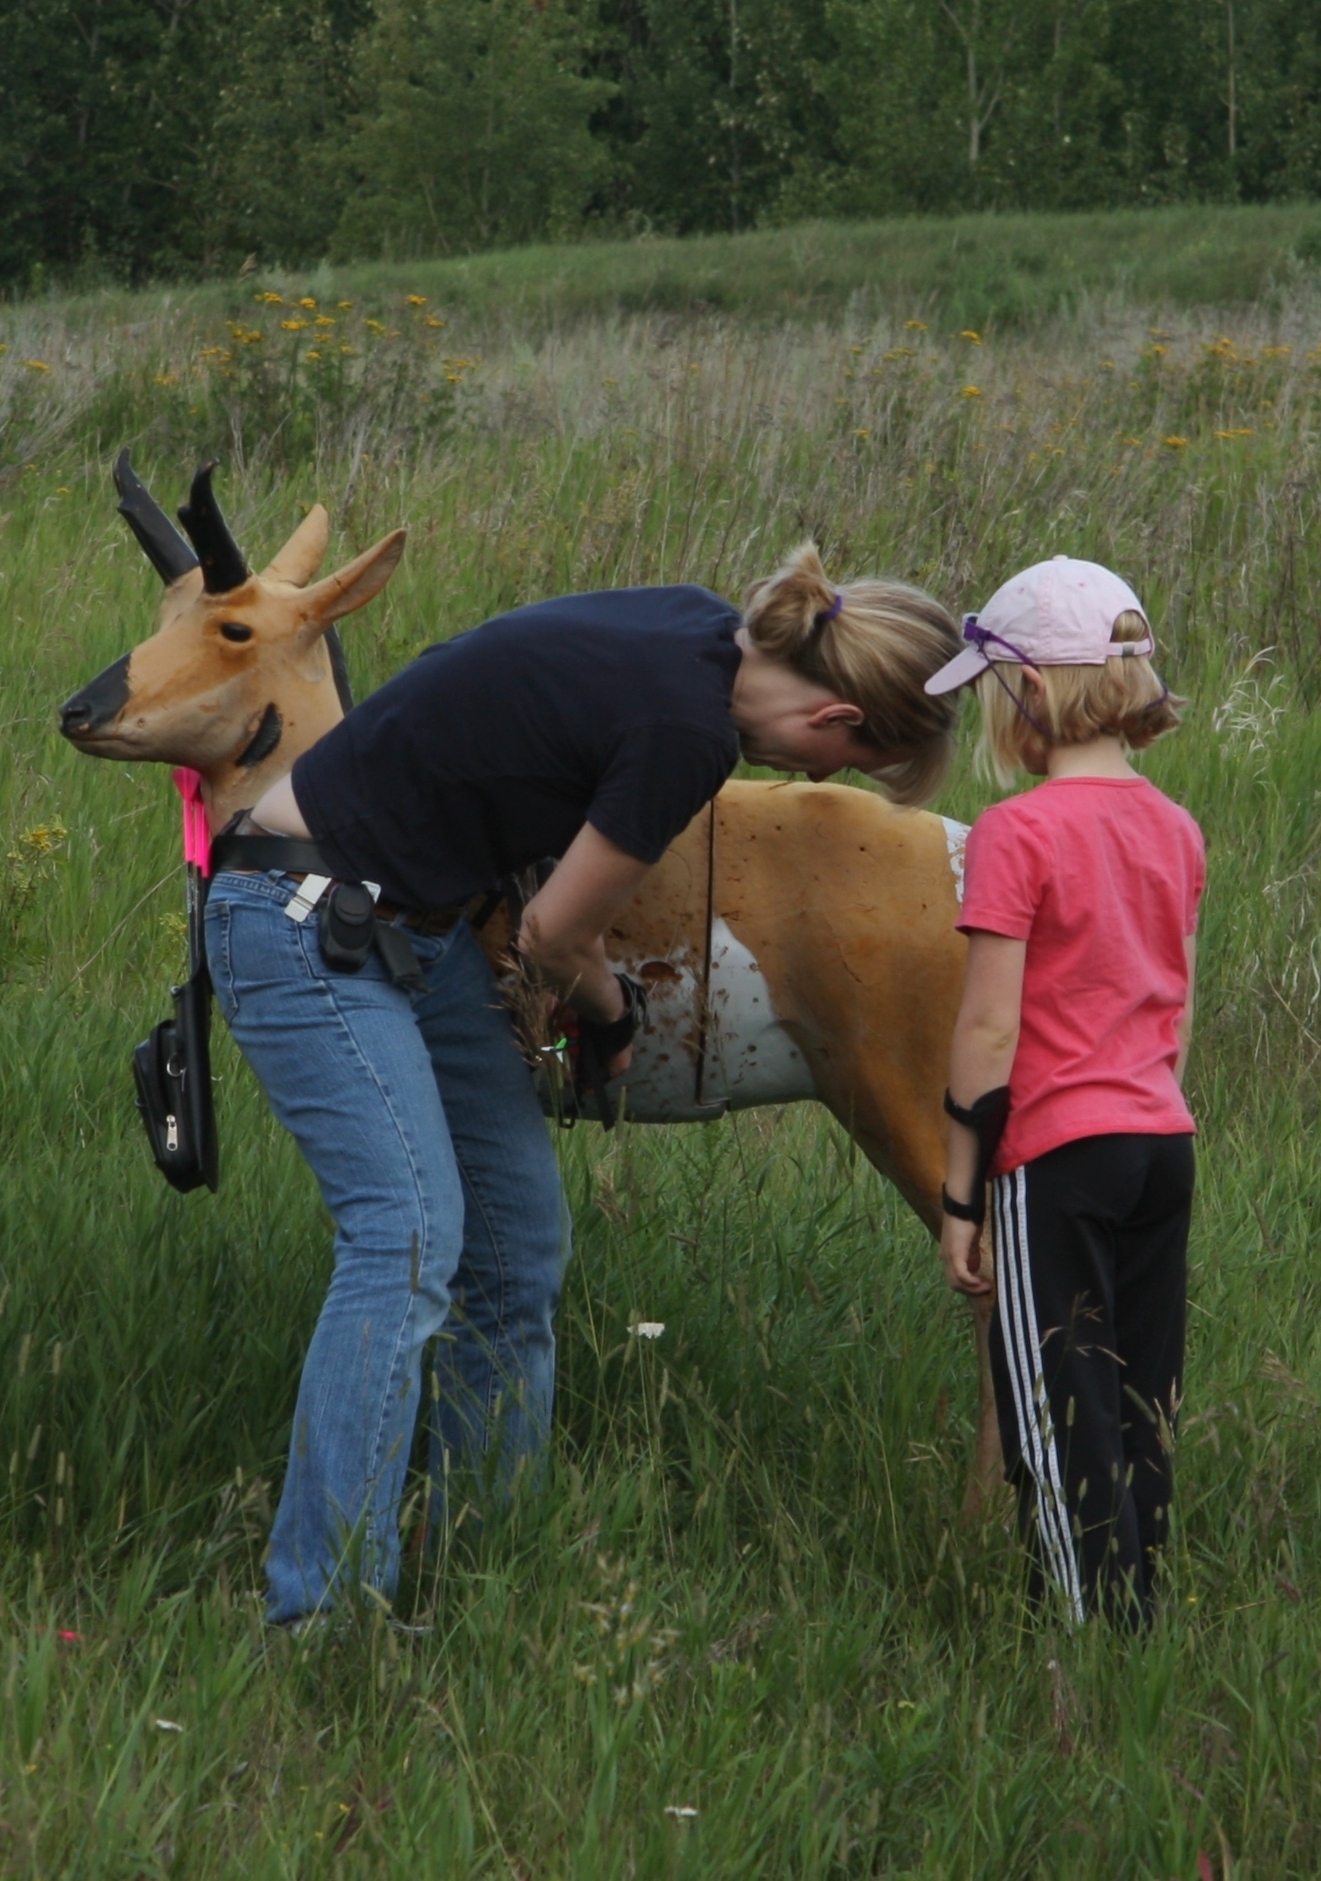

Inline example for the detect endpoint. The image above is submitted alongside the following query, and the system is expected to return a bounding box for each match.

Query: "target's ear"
[297,529,407,633]
[263,505,331,586]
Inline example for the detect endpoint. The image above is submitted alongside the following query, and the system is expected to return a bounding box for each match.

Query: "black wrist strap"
[941,1185,984,1225]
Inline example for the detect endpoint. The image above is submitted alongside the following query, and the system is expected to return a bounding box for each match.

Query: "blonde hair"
[742,541,963,805]
[976,610,1184,787]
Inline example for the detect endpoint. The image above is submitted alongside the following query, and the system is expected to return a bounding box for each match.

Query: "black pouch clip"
[373,921,427,995]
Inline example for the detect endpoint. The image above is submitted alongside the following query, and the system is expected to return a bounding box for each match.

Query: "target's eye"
[220,622,253,644]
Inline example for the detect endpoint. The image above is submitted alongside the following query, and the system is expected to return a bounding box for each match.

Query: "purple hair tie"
[814,591,844,629]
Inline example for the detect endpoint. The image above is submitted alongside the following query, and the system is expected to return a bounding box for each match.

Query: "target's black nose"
[59,653,130,740]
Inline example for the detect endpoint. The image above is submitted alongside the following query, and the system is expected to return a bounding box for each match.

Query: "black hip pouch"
[318,881,377,971]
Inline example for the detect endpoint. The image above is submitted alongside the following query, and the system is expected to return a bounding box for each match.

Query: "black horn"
[177,459,250,594]
[113,449,200,585]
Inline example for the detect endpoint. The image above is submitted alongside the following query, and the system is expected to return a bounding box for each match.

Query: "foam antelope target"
[60,454,404,818]
[61,457,999,1513]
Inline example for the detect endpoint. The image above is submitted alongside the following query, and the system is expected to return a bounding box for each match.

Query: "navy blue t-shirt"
[292,585,742,910]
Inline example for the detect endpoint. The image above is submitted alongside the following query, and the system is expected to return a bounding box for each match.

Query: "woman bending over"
[208,543,961,1627]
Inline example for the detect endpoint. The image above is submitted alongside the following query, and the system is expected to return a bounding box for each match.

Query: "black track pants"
[989,1132,1194,1628]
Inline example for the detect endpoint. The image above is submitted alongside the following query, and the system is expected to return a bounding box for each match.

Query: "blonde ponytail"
[742,542,964,805]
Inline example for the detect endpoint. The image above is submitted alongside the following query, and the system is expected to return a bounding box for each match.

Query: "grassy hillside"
[1,247,1320,1873]
[8,202,1321,342]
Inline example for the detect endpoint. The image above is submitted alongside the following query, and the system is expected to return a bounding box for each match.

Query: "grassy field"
[2,221,1321,1874]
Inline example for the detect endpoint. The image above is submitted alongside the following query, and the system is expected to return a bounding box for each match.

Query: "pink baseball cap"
[925,555,1153,696]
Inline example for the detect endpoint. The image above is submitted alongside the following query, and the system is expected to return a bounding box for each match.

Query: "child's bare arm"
[941,931,1026,1295]
[1174,934,1196,1087]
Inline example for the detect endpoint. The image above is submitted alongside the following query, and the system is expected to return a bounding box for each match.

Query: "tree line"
[3,0,1320,289]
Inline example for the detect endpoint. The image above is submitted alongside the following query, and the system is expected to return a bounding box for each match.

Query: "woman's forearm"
[518,929,624,1024]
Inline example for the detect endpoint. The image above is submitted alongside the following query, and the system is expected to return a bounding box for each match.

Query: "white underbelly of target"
[700,917,816,1110]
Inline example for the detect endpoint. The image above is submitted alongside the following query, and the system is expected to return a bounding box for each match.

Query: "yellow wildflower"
[904,319,927,331]
[314,315,336,327]
[424,316,446,329]
[24,359,51,372]
[340,344,355,355]
[960,329,983,344]
[1161,435,1189,449]
[1213,427,1253,439]
[853,428,871,440]
[281,319,308,331]
[961,385,983,398]
[406,294,428,306]
[254,291,283,304]
[337,300,353,310]
[13,820,68,858]
[298,296,317,309]
[305,350,321,361]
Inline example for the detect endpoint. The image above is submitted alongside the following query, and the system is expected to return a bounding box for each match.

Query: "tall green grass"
[1,274,1319,1875]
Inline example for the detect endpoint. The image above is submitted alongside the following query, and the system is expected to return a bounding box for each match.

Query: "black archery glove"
[574,973,648,1129]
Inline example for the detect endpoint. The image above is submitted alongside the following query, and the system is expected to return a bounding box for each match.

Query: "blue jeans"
[205,870,569,1625]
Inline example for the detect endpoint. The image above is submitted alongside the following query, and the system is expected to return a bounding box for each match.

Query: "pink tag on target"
[172,767,211,876]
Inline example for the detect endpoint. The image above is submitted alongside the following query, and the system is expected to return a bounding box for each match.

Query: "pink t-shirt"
[958,774,1205,1175]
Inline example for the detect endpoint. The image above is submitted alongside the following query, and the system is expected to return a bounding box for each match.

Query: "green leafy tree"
[334,0,613,257]
[0,0,226,285]
[599,0,832,235]
[205,0,370,268]
[795,0,967,216]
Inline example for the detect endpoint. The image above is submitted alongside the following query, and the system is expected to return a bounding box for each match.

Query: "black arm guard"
[942,1085,1011,1226]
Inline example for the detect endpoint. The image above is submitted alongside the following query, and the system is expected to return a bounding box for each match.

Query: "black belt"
[209,831,500,934]
[210,831,332,876]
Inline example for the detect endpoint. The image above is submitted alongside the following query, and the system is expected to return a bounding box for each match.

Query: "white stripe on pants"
[993,1166,1085,1624]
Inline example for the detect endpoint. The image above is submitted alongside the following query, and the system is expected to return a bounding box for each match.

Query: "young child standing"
[924,556,1204,1627]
